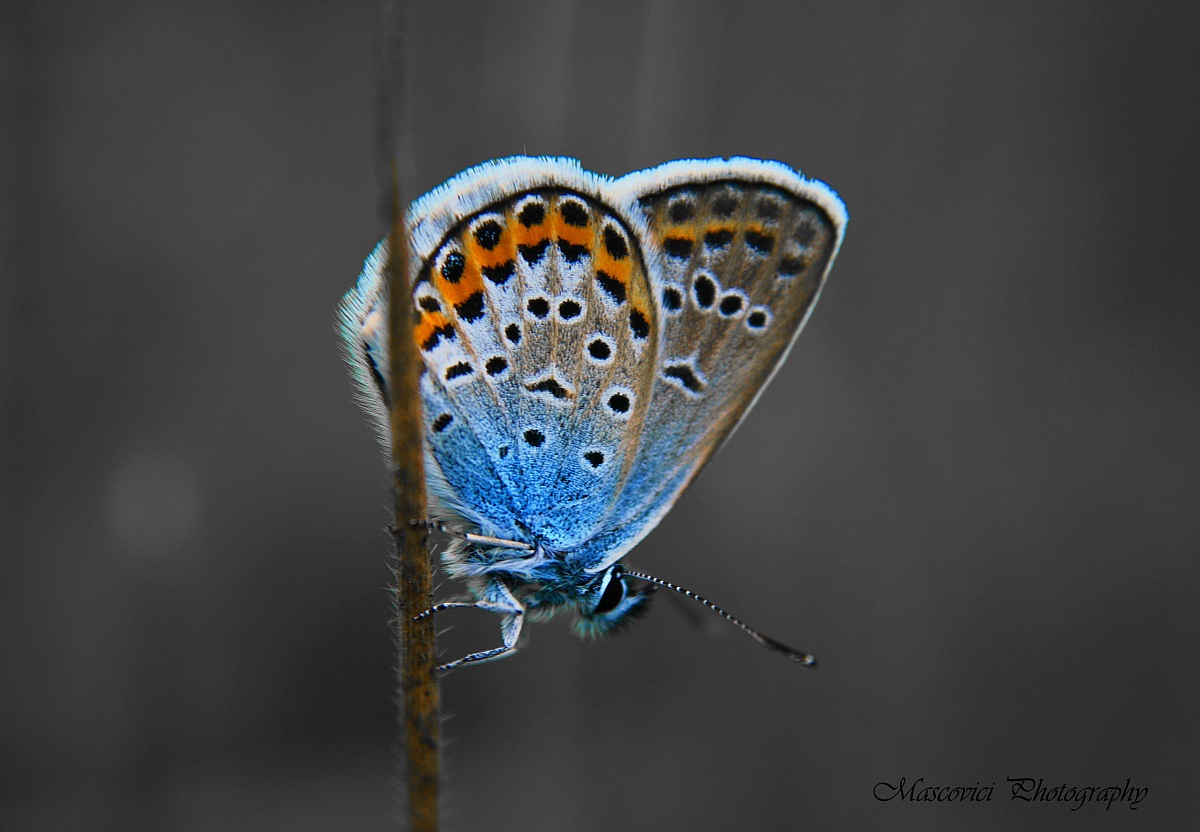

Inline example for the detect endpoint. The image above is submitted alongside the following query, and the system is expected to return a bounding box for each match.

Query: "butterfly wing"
[570,158,847,570]
[339,158,663,547]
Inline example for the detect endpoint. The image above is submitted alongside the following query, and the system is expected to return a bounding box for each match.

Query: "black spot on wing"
[445,361,472,381]
[524,428,545,447]
[454,291,485,322]
[663,237,693,259]
[718,294,744,316]
[744,230,774,255]
[560,200,589,227]
[526,378,571,399]
[432,413,453,433]
[558,239,589,263]
[704,229,734,248]
[794,222,817,246]
[628,309,649,340]
[441,251,465,283]
[778,256,805,277]
[668,199,695,222]
[663,363,704,393]
[482,260,515,286]
[603,225,629,259]
[596,270,626,304]
[421,323,456,352]
[712,192,739,217]
[474,220,502,250]
[520,240,550,266]
[517,201,545,227]
[755,198,781,219]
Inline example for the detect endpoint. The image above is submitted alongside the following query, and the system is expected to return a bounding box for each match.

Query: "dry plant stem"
[386,158,440,831]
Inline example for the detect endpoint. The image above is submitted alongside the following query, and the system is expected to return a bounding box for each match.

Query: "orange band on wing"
[551,196,594,251]
[437,254,484,308]
[414,310,453,352]
[594,249,631,285]
[467,221,517,271]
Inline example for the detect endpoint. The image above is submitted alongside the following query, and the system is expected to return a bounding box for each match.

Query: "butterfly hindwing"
[417,188,659,547]
[341,158,662,549]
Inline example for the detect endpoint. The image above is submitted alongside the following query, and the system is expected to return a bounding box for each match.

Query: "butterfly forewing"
[596,163,844,555]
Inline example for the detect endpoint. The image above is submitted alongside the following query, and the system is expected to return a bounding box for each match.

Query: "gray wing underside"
[580,160,846,569]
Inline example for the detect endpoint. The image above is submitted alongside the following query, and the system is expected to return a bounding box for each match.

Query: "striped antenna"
[619,568,816,667]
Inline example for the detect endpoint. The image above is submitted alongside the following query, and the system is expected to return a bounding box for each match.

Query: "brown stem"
[378,2,438,826]
[385,154,440,830]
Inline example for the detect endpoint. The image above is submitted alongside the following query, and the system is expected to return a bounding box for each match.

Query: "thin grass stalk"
[385,159,440,830]
[379,2,440,827]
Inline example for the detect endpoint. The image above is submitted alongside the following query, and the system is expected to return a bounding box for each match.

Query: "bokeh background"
[3,2,1198,830]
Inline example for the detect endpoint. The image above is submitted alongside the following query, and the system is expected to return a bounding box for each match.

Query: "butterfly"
[340,156,846,670]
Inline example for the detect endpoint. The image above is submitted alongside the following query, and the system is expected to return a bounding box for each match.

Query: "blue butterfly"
[340,157,846,669]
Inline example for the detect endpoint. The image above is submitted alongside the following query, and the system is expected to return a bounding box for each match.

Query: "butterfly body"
[341,157,845,666]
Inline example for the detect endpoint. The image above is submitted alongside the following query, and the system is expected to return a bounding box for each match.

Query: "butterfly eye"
[593,574,626,615]
[576,569,656,638]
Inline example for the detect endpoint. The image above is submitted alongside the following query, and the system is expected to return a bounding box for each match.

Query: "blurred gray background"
[3,2,1198,830]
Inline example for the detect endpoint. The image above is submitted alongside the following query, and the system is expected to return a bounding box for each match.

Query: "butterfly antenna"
[620,568,816,667]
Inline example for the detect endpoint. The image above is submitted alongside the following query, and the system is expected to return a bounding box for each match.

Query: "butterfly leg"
[413,577,525,671]
[406,519,534,552]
